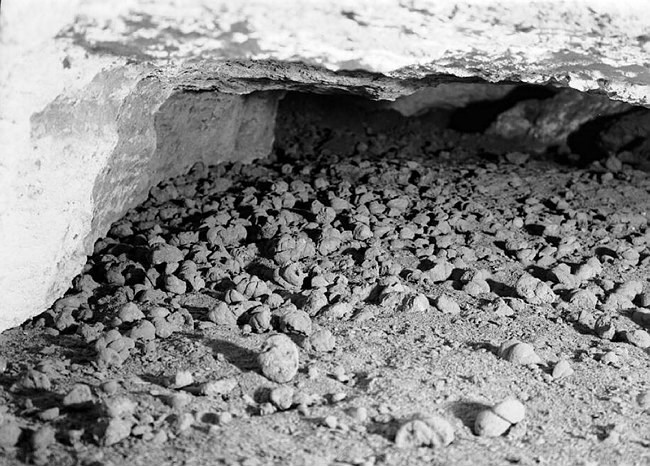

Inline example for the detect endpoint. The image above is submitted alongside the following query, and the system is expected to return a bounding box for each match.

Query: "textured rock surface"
[1,0,650,331]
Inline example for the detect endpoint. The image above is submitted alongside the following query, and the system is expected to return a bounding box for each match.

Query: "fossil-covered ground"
[0,93,649,466]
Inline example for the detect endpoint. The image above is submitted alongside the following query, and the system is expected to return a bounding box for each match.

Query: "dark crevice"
[447,84,557,133]
[566,107,645,165]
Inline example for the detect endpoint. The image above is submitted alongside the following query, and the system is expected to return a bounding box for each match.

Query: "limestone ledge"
[1,0,650,331]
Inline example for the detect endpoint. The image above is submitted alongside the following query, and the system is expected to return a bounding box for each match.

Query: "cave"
[1,2,649,465]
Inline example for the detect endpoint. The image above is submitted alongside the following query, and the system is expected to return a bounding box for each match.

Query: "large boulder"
[1,0,649,331]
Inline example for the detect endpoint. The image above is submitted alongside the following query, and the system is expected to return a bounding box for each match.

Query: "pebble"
[463,279,491,297]
[102,418,133,446]
[128,320,156,341]
[399,293,430,313]
[173,370,194,388]
[569,289,598,308]
[270,386,295,410]
[31,425,56,451]
[499,340,542,365]
[434,295,460,314]
[259,402,276,416]
[319,301,353,319]
[104,396,137,419]
[491,298,515,317]
[258,334,299,383]
[117,302,145,323]
[62,383,94,407]
[600,351,620,366]
[198,378,237,397]
[515,274,556,304]
[207,303,237,327]
[333,366,349,382]
[307,366,320,379]
[552,359,574,379]
[37,407,59,421]
[636,390,650,410]
[279,310,312,335]
[101,379,120,395]
[622,329,650,348]
[505,151,530,165]
[475,398,525,437]
[394,414,454,448]
[166,392,192,410]
[18,369,52,391]
[616,281,642,300]
[218,411,233,425]
[574,257,602,281]
[307,329,336,352]
[164,275,187,294]
[247,306,272,333]
[0,418,22,448]
[425,260,453,283]
[150,244,184,265]
[350,406,368,423]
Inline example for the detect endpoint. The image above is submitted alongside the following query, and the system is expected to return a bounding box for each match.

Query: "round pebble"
[395,415,454,448]
[258,334,299,383]
[308,329,336,352]
[434,295,460,314]
[270,386,294,410]
[499,340,542,365]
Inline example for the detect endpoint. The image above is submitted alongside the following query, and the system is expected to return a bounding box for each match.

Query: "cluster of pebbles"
[1,106,650,465]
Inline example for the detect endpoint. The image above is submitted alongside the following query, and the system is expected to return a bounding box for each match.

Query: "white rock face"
[1,0,649,331]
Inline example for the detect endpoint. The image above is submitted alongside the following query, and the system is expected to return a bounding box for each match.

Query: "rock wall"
[1,0,649,331]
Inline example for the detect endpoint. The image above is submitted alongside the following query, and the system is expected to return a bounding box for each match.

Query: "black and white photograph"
[0,1,649,465]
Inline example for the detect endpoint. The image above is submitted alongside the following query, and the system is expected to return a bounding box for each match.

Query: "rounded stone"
[492,398,525,424]
[499,340,542,365]
[117,302,145,323]
[308,329,336,352]
[395,415,454,449]
[474,409,511,437]
[258,334,299,383]
[270,386,295,410]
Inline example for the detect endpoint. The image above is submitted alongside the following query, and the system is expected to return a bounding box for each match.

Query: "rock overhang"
[1,0,649,332]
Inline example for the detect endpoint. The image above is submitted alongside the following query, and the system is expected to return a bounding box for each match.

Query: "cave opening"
[1,83,649,465]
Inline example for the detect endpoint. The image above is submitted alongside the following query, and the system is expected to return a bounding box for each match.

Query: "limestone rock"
[2,0,650,331]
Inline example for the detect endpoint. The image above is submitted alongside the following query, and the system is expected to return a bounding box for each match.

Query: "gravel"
[1,95,649,465]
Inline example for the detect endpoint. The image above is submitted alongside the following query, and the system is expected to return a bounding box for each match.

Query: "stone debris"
[1,95,649,465]
[475,398,526,437]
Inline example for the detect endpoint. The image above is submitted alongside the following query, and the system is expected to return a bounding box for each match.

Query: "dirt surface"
[1,93,649,466]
